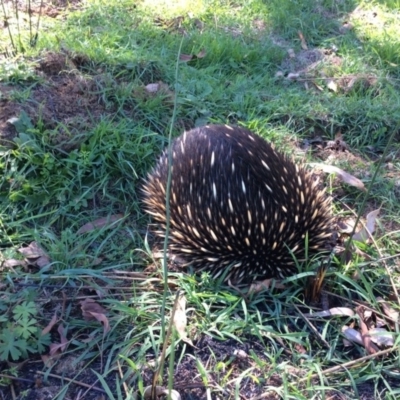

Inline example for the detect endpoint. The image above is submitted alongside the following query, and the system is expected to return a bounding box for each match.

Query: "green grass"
[1,0,400,399]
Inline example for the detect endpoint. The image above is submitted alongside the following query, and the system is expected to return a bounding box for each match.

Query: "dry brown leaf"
[140,385,181,400]
[77,214,124,234]
[2,258,27,268]
[179,49,206,62]
[342,325,363,345]
[41,312,58,335]
[49,342,66,356]
[80,298,110,334]
[249,278,286,293]
[179,53,193,62]
[337,219,356,234]
[369,328,394,347]
[287,72,300,80]
[305,307,355,318]
[80,298,107,317]
[48,325,69,356]
[327,79,338,92]
[298,31,308,50]
[145,83,160,93]
[313,81,324,91]
[356,306,380,354]
[18,241,47,258]
[233,349,248,359]
[377,297,399,321]
[143,82,174,102]
[353,209,380,243]
[17,242,51,268]
[173,294,194,346]
[35,255,51,268]
[309,163,366,191]
[196,48,206,58]
[57,325,69,352]
[41,353,60,367]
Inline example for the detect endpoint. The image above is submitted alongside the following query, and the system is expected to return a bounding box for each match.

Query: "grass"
[1,0,400,399]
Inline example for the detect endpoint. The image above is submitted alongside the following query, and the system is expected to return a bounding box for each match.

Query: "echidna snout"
[142,124,332,284]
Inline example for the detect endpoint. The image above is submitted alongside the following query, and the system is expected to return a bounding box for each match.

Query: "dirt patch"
[0,90,24,145]
[3,0,84,19]
[0,52,109,149]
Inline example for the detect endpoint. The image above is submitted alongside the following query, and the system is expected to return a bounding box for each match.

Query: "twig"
[249,346,397,400]
[151,290,181,399]
[0,374,35,384]
[294,304,330,349]
[322,290,399,324]
[298,346,397,382]
[117,360,130,397]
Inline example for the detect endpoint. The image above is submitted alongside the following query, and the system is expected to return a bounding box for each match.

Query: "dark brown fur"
[142,125,332,284]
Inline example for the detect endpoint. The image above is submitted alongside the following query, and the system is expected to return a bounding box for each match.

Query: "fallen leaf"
[173,294,194,346]
[80,298,110,334]
[233,349,248,359]
[342,325,363,346]
[139,385,181,400]
[179,53,193,62]
[18,241,47,258]
[305,307,355,318]
[369,328,394,347]
[353,209,380,243]
[41,312,58,335]
[57,325,69,352]
[179,49,206,62]
[327,79,338,92]
[49,342,67,356]
[309,163,366,191]
[287,72,300,80]
[48,325,69,356]
[196,48,206,58]
[17,242,51,268]
[356,306,380,354]
[35,255,51,268]
[145,83,161,93]
[2,258,27,268]
[377,297,399,322]
[298,31,308,50]
[249,278,286,293]
[41,353,60,367]
[77,214,124,234]
[312,81,324,91]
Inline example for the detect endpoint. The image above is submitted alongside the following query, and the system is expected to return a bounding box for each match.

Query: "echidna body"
[142,125,332,284]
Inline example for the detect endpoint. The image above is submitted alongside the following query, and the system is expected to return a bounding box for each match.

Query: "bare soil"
[0,52,110,150]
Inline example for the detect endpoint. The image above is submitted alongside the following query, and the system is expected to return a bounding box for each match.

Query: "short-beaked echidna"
[142,124,332,284]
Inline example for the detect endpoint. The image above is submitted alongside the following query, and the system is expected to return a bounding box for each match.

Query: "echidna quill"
[142,124,332,285]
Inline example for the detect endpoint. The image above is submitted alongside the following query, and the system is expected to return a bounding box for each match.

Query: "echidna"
[142,124,332,284]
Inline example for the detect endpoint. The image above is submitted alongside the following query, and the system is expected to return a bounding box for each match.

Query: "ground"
[1,0,400,399]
